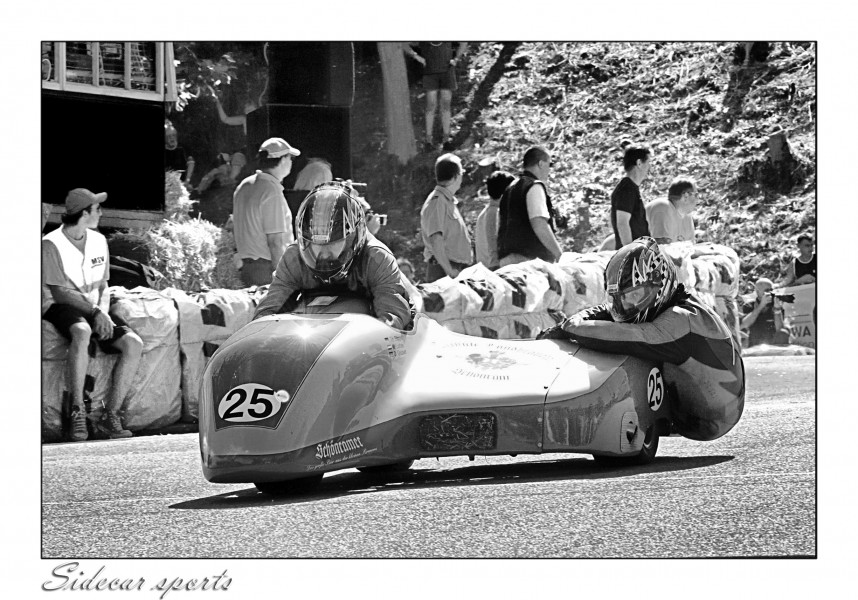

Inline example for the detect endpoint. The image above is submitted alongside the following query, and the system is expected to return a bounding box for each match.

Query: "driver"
[538,236,745,440]
[253,180,413,329]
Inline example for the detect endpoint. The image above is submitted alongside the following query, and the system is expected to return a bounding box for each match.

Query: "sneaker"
[92,409,132,439]
[69,405,89,442]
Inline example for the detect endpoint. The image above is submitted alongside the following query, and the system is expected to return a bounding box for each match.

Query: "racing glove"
[536,324,570,340]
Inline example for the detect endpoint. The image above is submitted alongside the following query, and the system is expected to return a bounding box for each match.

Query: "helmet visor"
[300,238,348,271]
[609,283,659,322]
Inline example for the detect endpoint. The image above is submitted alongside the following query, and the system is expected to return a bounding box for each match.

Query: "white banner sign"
[778,283,816,348]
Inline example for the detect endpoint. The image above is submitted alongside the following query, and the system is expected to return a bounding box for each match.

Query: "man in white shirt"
[42,189,144,441]
[475,170,514,270]
[645,176,698,244]
[233,137,300,287]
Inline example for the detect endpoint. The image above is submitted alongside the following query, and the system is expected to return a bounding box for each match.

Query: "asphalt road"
[42,355,815,559]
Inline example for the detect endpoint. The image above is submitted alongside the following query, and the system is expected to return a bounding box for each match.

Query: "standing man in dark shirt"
[783,233,816,286]
[497,146,563,266]
[611,144,652,249]
[404,42,467,149]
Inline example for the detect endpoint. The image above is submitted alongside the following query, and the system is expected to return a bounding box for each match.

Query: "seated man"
[645,176,698,244]
[42,189,145,441]
[538,236,745,441]
[253,180,413,329]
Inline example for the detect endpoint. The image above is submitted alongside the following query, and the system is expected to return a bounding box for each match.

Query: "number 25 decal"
[218,384,291,423]
[647,368,663,411]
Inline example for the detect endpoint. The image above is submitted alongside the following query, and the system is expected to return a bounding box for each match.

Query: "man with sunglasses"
[497,146,564,267]
[538,237,745,441]
[253,180,413,330]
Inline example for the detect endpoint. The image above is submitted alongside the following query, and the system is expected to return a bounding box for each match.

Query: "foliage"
[353,42,816,292]
[172,43,268,114]
[164,170,196,221]
[135,171,241,291]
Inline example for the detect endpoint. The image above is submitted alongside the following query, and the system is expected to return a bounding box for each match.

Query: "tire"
[593,425,660,467]
[357,460,415,475]
[254,475,323,496]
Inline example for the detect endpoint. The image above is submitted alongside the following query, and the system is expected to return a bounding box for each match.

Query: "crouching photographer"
[741,277,791,347]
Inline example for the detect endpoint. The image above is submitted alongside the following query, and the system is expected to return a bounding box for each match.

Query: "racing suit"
[541,285,745,441]
[253,235,413,329]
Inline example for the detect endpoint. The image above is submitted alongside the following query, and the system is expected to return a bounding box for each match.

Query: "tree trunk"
[377,43,416,164]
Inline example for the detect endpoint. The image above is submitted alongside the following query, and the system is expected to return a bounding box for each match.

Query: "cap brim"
[93,192,108,204]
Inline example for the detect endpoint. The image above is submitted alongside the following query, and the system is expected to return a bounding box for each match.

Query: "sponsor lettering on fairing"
[306,436,377,470]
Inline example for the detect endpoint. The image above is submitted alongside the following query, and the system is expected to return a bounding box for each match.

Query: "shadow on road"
[171,454,734,510]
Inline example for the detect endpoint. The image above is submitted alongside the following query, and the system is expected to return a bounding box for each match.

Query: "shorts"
[42,303,134,355]
[423,70,457,92]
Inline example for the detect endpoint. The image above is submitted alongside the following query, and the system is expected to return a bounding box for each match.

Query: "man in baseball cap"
[232,137,302,286]
[42,188,143,441]
[65,187,107,215]
[258,137,300,159]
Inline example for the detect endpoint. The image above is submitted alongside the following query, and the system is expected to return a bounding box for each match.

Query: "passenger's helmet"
[296,180,367,284]
[604,236,678,323]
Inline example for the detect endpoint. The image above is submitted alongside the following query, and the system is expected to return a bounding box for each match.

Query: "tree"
[377,43,417,164]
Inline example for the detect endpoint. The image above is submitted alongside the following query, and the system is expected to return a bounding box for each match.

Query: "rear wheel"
[593,425,660,467]
[357,460,415,475]
[254,475,323,496]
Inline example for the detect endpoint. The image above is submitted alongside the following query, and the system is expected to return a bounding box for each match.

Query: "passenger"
[253,180,413,329]
[538,236,745,441]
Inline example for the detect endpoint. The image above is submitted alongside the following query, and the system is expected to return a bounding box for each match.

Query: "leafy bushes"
[133,172,243,292]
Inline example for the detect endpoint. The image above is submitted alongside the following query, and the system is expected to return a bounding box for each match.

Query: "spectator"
[420,153,473,281]
[356,196,387,237]
[397,258,417,285]
[164,120,195,184]
[475,170,515,270]
[294,157,333,191]
[611,144,652,249]
[537,236,744,442]
[254,181,413,329]
[646,176,698,244]
[41,189,144,441]
[195,152,247,194]
[497,146,563,267]
[233,137,300,287]
[783,233,816,286]
[741,277,790,346]
[404,42,467,150]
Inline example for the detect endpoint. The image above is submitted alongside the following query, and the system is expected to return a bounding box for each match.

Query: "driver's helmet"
[296,180,367,284]
[604,236,678,323]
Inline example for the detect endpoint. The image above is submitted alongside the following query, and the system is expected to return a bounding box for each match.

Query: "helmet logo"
[632,250,660,287]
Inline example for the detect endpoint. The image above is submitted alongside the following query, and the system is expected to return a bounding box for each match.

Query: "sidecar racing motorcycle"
[199,296,742,495]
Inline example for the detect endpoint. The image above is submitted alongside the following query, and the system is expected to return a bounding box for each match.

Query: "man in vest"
[42,189,144,441]
[497,146,564,267]
[783,233,816,286]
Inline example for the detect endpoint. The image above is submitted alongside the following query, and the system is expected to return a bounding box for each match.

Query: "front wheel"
[593,426,659,467]
[254,475,323,496]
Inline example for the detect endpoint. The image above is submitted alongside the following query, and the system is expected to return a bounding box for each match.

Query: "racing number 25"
[222,387,275,420]
[647,368,664,411]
